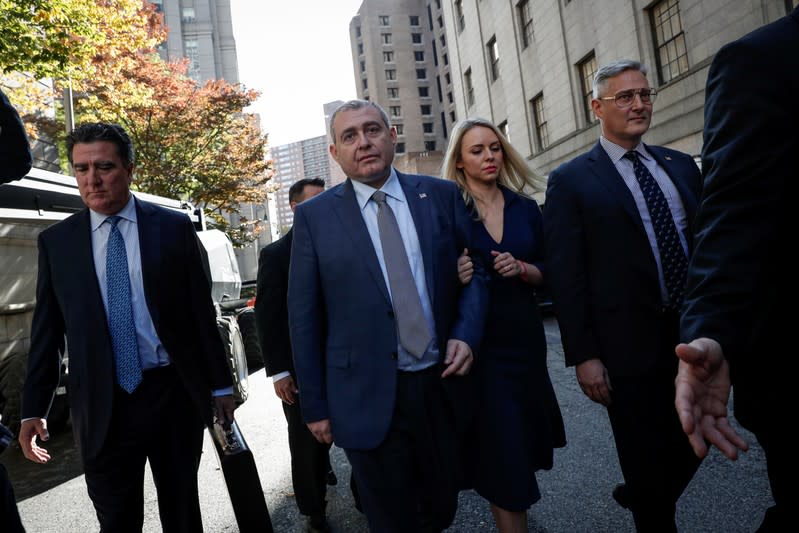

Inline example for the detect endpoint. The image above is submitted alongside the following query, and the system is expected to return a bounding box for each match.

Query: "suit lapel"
[134,198,162,328]
[332,179,391,303]
[587,142,645,233]
[74,210,107,318]
[398,172,435,303]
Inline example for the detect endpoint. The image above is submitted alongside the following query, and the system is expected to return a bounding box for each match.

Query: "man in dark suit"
[0,87,31,533]
[255,177,332,532]
[543,60,702,531]
[287,100,487,532]
[676,7,798,532]
[17,122,236,532]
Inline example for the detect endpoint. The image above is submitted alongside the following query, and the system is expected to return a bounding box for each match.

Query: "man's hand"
[442,339,473,377]
[213,394,237,430]
[19,418,51,464]
[274,375,298,405]
[457,248,473,284]
[675,338,749,460]
[307,419,333,444]
[576,358,612,405]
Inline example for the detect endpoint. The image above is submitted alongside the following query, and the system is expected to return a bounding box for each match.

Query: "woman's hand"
[491,250,521,278]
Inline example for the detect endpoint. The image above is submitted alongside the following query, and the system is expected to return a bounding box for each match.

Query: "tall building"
[269,136,332,233]
[349,0,455,174]
[440,0,795,176]
[152,0,239,83]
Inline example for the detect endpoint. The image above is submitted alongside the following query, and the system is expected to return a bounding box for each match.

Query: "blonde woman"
[443,118,565,533]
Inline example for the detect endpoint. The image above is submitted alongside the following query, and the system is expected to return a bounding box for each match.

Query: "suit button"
[391,351,398,360]
[387,310,394,319]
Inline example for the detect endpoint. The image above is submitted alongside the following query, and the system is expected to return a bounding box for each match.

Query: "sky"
[229,0,365,148]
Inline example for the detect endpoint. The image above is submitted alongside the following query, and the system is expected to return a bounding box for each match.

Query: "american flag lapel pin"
[419,193,427,199]
[665,156,672,161]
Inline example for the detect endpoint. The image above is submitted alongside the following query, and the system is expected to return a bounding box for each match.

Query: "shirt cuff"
[212,386,234,397]
[271,371,291,383]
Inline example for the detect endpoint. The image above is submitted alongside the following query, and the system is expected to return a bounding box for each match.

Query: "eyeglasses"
[598,88,657,108]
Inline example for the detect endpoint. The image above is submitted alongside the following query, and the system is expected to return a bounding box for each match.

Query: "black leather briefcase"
[208,419,274,533]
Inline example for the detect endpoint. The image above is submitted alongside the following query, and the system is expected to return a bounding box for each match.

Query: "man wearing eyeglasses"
[543,59,702,532]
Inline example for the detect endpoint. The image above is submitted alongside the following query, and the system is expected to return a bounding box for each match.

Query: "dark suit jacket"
[680,7,798,431]
[0,88,32,184]
[21,198,232,463]
[544,142,701,379]
[254,228,294,377]
[287,171,487,451]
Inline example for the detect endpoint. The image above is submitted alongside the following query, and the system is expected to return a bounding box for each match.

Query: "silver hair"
[592,59,648,98]
[328,99,391,142]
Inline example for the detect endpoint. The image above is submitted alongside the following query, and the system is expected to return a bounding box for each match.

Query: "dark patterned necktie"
[372,191,432,358]
[106,215,143,392]
[624,151,688,310]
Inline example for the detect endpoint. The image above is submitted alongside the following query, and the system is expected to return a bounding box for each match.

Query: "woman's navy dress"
[469,186,566,512]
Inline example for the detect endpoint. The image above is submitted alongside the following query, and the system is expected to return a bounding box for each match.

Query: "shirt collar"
[90,194,137,232]
[599,136,652,164]
[351,167,403,211]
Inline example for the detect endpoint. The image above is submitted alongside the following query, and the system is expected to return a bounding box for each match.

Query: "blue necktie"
[625,151,688,310]
[372,191,432,358]
[106,215,143,393]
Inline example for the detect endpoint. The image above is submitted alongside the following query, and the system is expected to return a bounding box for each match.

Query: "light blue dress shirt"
[350,170,440,371]
[600,137,690,302]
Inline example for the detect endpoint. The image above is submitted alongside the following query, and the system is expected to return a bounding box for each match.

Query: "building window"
[388,87,400,98]
[414,51,425,61]
[437,15,444,28]
[379,15,390,26]
[383,51,394,62]
[390,105,402,118]
[464,68,474,107]
[443,53,449,66]
[362,78,368,90]
[182,7,195,22]
[498,120,509,141]
[358,43,363,54]
[360,60,366,72]
[385,69,396,80]
[455,0,465,32]
[184,39,200,80]
[395,124,404,135]
[578,52,598,124]
[487,36,499,81]
[531,94,549,150]
[425,141,437,151]
[410,15,420,26]
[396,142,406,153]
[445,72,451,85]
[382,33,392,44]
[356,26,361,38]
[450,110,456,122]
[421,104,432,115]
[416,68,427,80]
[418,86,430,97]
[423,122,434,133]
[436,0,441,9]
[517,0,534,48]
[440,34,446,47]
[412,33,423,44]
[650,0,689,83]
[447,91,453,103]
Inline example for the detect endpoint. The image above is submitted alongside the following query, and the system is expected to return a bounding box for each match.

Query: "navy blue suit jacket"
[544,142,701,379]
[22,198,231,462]
[287,171,487,451]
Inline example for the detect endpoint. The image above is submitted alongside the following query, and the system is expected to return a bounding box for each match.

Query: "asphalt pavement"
[1,316,773,532]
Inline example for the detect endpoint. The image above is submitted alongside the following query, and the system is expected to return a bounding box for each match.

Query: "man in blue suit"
[18,123,236,532]
[288,100,487,532]
[544,60,702,531]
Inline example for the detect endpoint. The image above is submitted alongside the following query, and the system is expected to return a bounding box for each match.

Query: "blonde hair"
[441,117,547,218]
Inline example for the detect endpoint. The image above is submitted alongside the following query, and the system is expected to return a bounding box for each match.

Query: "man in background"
[255,177,335,533]
[676,6,798,531]
[544,60,702,531]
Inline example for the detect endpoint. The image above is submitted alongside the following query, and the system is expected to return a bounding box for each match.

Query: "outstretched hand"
[674,338,749,460]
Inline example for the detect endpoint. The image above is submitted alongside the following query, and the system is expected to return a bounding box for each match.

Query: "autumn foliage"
[1,0,271,245]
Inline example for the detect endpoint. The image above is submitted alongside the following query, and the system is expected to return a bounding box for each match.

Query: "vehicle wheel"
[236,308,263,372]
[217,315,249,405]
